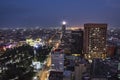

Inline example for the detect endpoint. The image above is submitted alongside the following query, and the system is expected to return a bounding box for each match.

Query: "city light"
[34,44,39,48]
[62,21,66,25]
[0,18,120,80]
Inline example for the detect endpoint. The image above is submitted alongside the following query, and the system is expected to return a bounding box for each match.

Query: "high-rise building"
[61,21,66,39]
[84,23,107,60]
[49,49,64,80]
[71,29,83,54]
[51,49,64,72]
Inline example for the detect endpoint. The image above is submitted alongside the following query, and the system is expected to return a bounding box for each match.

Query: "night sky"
[0,0,120,28]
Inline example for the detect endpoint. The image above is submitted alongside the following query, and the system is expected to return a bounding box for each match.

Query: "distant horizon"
[0,24,119,29]
[0,21,120,28]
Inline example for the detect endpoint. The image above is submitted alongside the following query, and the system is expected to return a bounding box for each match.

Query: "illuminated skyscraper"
[84,23,107,60]
[61,21,66,39]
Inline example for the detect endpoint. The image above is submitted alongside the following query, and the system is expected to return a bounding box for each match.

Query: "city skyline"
[0,23,120,80]
[0,0,120,28]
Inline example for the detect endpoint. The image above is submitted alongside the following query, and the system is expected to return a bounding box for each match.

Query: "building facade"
[84,23,107,59]
[71,29,83,54]
[61,21,66,41]
[51,49,64,72]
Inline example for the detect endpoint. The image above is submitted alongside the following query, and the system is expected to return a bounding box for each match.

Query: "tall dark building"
[84,23,107,60]
[71,29,83,54]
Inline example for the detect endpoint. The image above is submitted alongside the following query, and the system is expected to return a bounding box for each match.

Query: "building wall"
[71,30,83,54]
[61,25,66,40]
[106,45,116,57]
[51,50,64,71]
[75,64,86,80]
[84,23,107,59]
